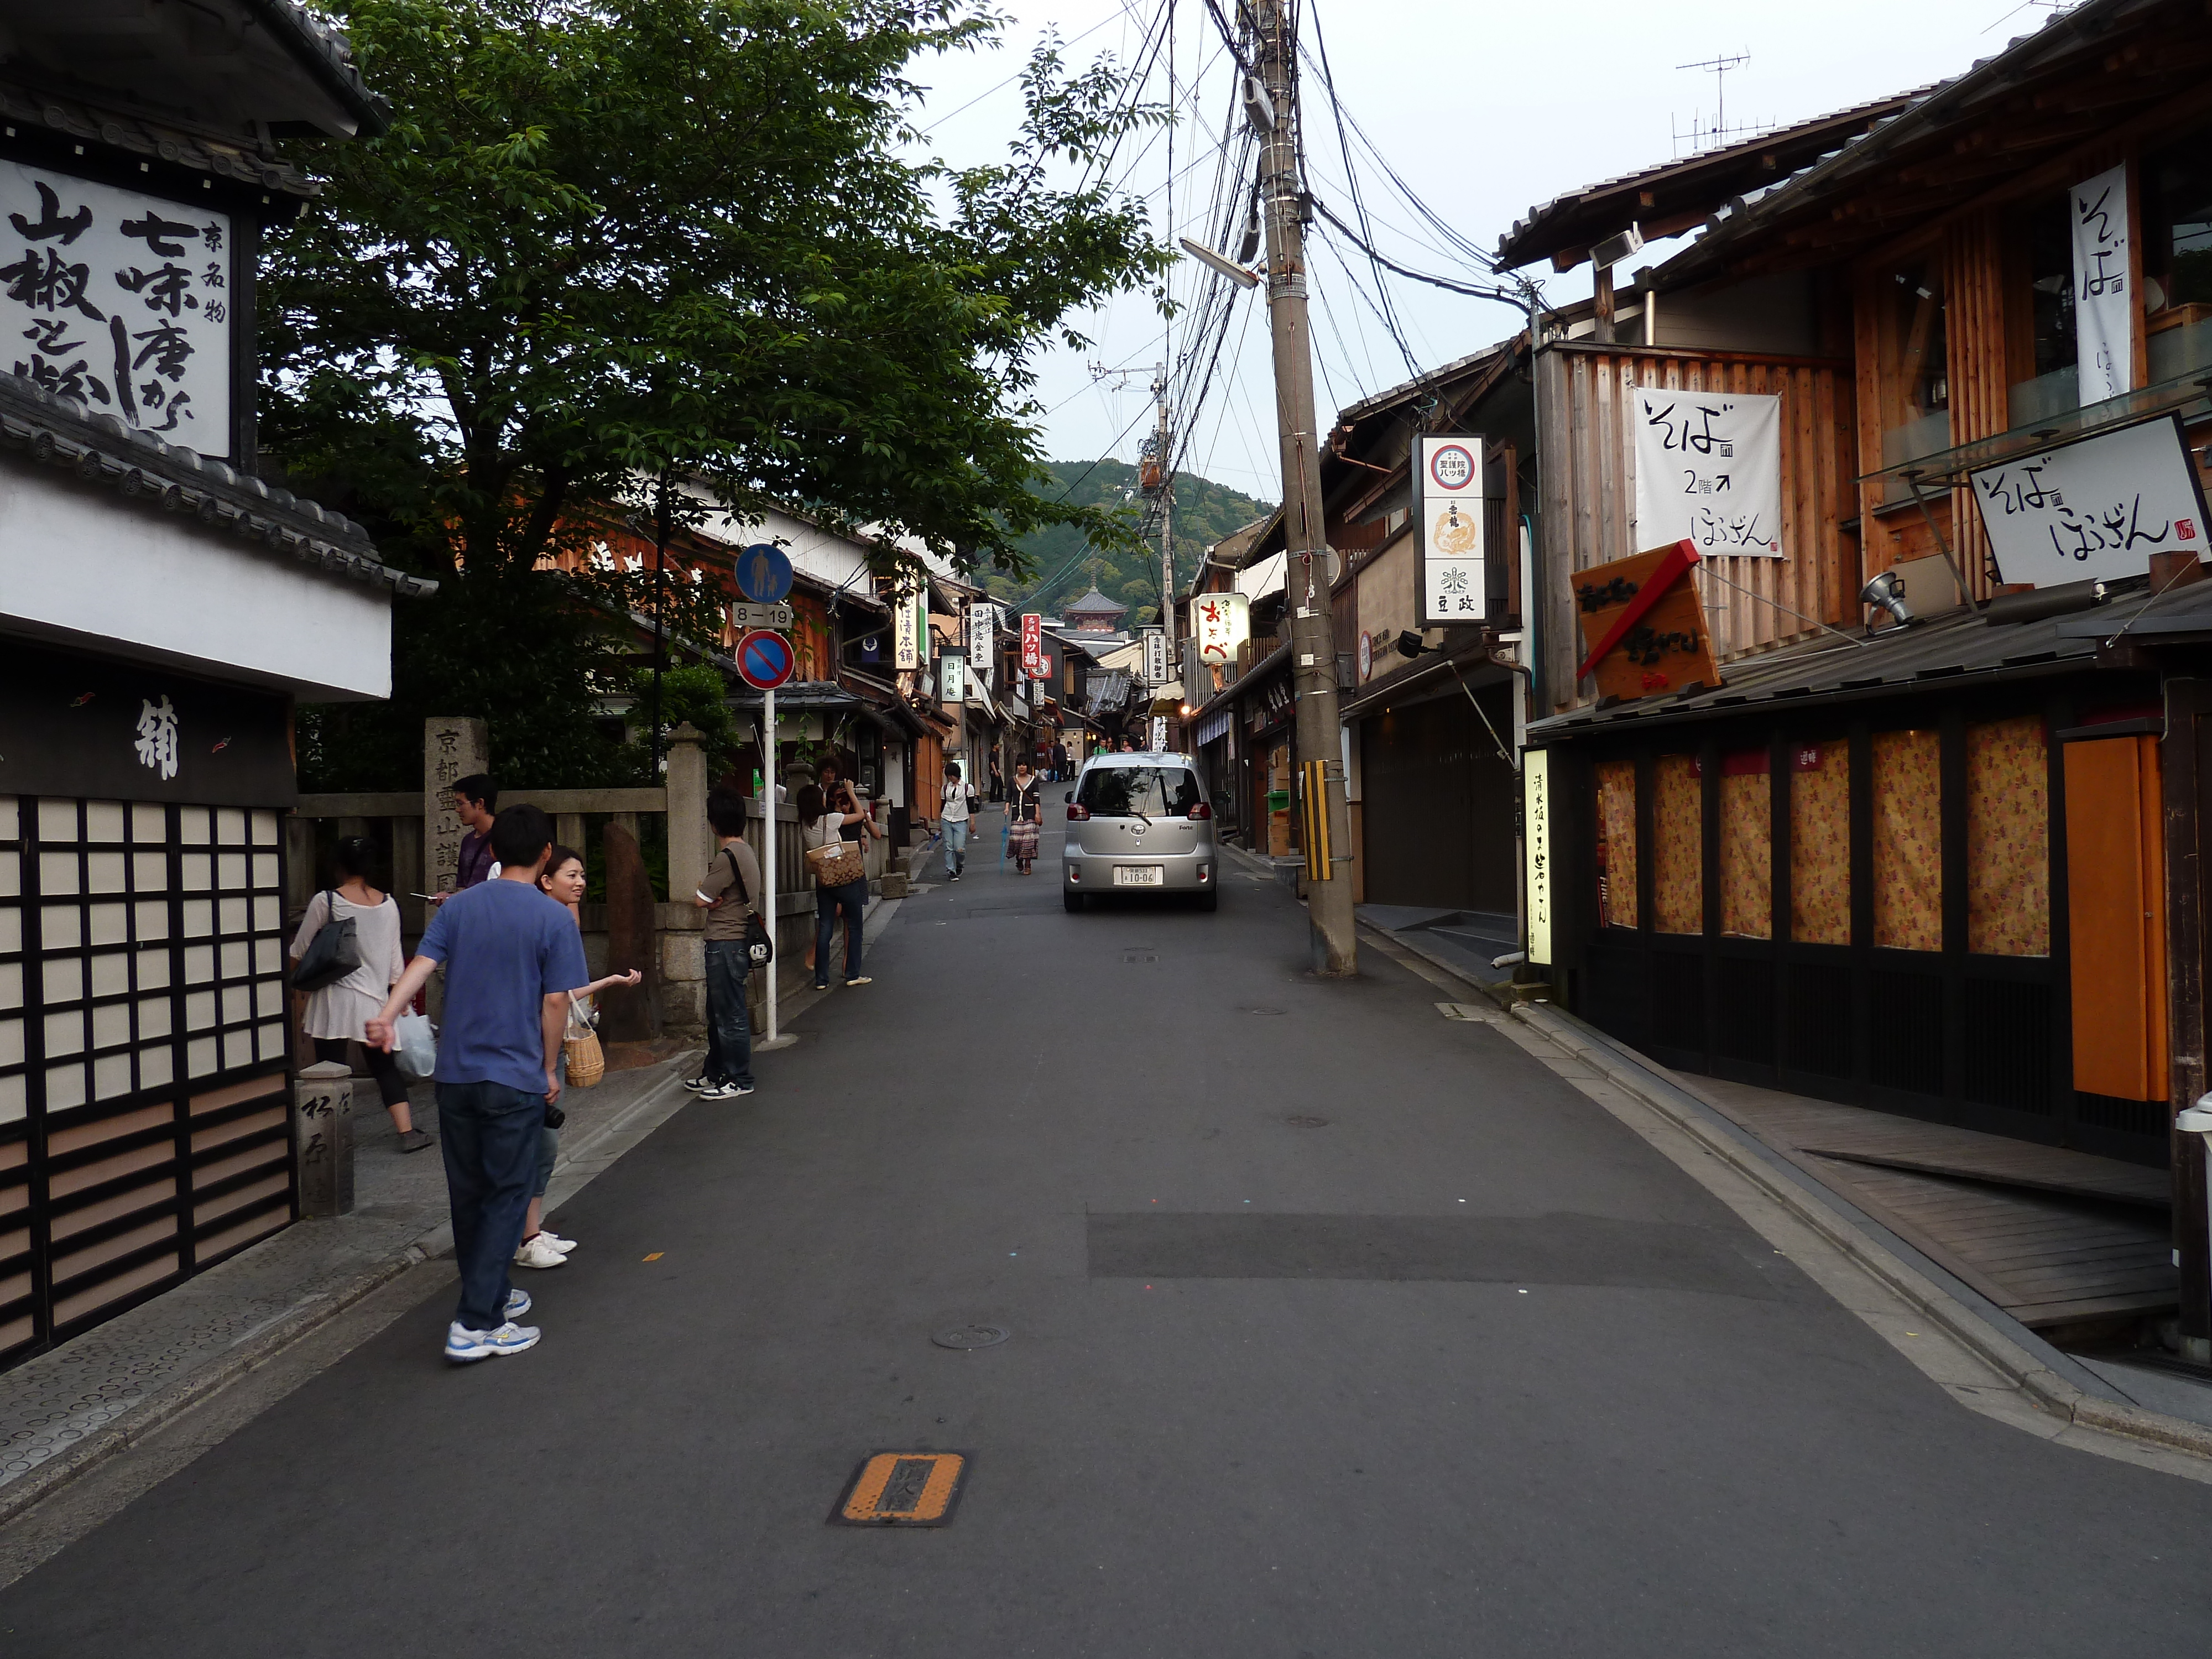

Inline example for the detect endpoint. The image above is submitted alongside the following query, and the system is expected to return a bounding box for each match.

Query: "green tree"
[270,0,1171,787]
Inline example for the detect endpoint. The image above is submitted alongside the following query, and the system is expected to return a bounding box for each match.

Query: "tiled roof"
[0,77,320,199]
[0,371,434,598]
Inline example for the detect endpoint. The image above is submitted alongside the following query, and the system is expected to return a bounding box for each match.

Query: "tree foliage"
[270,0,1171,787]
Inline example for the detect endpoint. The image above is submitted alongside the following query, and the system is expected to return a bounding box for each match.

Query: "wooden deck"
[1690,1078,2176,1330]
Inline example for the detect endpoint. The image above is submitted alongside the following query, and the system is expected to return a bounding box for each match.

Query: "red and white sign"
[1020,612,1046,678]
[1194,590,1249,667]
[735,629,795,690]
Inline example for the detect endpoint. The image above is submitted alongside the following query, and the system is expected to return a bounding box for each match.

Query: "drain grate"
[831,1451,972,1526]
[1284,1114,1330,1128]
[931,1324,1009,1350]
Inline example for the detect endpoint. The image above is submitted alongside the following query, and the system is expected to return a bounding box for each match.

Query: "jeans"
[703,938,756,1088]
[814,878,867,986]
[312,1036,409,1108]
[435,1080,546,1331]
[944,818,969,874]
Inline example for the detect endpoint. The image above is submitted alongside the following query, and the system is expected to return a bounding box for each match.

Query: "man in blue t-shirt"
[369,802,588,1362]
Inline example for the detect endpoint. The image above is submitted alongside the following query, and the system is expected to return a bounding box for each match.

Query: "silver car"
[1063,753,1219,912]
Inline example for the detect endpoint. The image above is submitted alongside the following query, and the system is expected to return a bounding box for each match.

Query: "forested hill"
[984,460,1273,625]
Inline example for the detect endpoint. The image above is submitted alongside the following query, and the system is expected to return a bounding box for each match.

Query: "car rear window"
[1078,766,1200,817]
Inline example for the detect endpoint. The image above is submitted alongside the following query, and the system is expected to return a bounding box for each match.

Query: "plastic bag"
[393,1013,438,1081]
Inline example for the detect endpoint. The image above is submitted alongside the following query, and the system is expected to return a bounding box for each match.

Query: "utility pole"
[1155,368,1174,684]
[1254,0,1356,975]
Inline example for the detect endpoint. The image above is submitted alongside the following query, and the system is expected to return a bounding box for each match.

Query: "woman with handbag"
[799,783,877,989]
[288,837,429,1152]
[686,791,766,1101]
[514,846,643,1269]
[1006,761,1043,874]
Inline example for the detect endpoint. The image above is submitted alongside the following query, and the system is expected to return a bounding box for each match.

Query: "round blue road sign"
[734,542,794,604]
[736,628,795,690]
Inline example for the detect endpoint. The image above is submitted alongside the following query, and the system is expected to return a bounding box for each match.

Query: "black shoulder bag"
[289,890,362,993]
[724,848,775,972]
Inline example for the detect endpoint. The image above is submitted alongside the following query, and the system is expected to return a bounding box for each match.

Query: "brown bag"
[806,836,867,889]
[562,993,605,1088]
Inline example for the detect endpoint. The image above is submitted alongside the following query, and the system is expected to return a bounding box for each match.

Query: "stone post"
[294,1061,354,1217]
[422,717,489,901]
[665,722,711,900]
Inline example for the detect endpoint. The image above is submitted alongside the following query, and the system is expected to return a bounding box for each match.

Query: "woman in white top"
[288,837,430,1152]
[799,782,880,989]
[939,759,972,881]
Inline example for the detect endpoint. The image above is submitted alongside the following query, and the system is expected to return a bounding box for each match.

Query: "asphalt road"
[7,801,2212,1656]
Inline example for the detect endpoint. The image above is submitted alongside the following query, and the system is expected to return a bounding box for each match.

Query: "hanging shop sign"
[2071,163,2132,403]
[1573,539,1721,702]
[1524,748,1551,966]
[1150,715,1168,752]
[1,160,234,453]
[967,602,997,688]
[1020,612,1046,677]
[1416,434,1488,625]
[1193,590,1249,666]
[894,582,922,669]
[1631,388,1782,557]
[1142,627,1169,687]
[940,651,966,705]
[1971,415,2209,586]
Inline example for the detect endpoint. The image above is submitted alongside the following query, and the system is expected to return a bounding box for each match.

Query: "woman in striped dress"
[1007,762,1042,874]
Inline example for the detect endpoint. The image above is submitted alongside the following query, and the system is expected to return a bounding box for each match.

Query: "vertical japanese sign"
[940,652,966,705]
[1150,714,1168,752]
[1971,415,2208,584]
[1142,627,1168,686]
[967,602,996,688]
[1020,613,1046,677]
[1524,748,1551,964]
[1,161,232,450]
[1416,435,1488,625]
[2071,163,2132,403]
[1631,390,1782,556]
[421,717,490,900]
[894,581,921,670]
[1193,591,1249,666]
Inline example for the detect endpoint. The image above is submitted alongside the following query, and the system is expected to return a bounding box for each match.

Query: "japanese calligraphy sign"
[894,581,921,670]
[421,716,489,899]
[1141,627,1169,686]
[967,602,997,688]
[1193,589,1249,666]
[2071,163,2132,404]
[2,162,231,450]
[1020,612,1046,677]
[1416,434,1488,625]
[1524,748,1551,964]
[1971,415,2209,586]
[1573,540,1721,703]
[940,651,966,705]
[1632,388,1782,557]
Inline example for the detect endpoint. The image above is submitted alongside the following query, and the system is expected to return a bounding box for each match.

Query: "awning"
[1860,372,2212,491]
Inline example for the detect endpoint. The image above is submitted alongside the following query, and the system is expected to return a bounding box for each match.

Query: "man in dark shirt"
[452,774,498,891]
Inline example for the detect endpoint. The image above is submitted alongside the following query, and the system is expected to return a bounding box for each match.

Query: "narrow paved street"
[6,801,2212,1657]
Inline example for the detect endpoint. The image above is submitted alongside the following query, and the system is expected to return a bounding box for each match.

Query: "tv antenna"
[1675,52,1751,152]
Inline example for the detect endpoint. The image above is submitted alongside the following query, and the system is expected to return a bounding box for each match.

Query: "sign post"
[736,562,797,1045]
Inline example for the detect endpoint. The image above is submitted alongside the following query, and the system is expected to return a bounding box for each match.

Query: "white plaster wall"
[0,466,392,700]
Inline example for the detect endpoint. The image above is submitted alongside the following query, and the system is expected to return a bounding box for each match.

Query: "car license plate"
[1114,865,1165,887]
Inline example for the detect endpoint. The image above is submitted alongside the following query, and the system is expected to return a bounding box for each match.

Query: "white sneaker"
[445,1320,541,1362]
[539,1230,578,1255]
[699,1081,755,1099]
[503,1287,533,1319]
[513,1233,567,1269]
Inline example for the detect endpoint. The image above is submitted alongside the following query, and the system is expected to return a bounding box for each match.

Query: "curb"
[0,1061,699,1533]
[1361,922,2212,1463]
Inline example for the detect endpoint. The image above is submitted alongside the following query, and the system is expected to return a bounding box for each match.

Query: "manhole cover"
[931,1324,1009,1351]
[1284,1114,1331,1128]
[1243,1006,1287,1016]
[830,1451,972,1526]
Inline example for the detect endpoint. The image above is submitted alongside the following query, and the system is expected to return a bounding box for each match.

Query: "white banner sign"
[967,602,995,687]
[1632,388,1782,557]
[1524,748,1551,965]
[940,651,966,705]
[1416,434,1487,625]
[1150,715,1168,752]
[1193,591,1249,666]
[894,584,920,669]
[1971,415,2208,585]
[1,160,233,450]
[1142,628,1168,686]
[2072,163,2132,404]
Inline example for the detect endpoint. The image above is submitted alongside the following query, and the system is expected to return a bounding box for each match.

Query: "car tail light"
[1188,801,1213,820]
[1066,803,1091,821]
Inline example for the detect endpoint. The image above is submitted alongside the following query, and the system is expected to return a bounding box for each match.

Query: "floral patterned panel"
[1653,754,1703,934]
[1720,771,1771,938]
[1790,741,1851,945]
[1595,759,1638,930]
[1967,716,2049,956]
[1873,729,1942,952]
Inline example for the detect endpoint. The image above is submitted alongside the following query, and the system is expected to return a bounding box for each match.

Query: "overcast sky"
[910,0,2046,502]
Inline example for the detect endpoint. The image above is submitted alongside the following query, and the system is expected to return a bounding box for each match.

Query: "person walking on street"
[687,791,763,1102]
[289,836,432,1152]
[799,783,877,989]
[1007,761,1042,875]
[939,760,972,881]
[367,804,586,1363]
[515,846,641,1270]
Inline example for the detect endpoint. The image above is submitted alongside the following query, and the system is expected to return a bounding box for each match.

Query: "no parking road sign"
[737,628,795,690]
[735,542,794,605]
